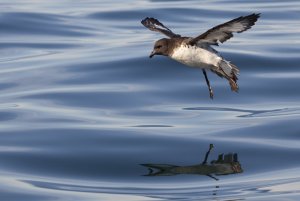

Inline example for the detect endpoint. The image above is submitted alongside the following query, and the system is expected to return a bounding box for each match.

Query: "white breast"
[170,45,221,68]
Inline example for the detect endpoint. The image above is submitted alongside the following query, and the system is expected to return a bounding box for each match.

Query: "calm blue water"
[0,0,300,200]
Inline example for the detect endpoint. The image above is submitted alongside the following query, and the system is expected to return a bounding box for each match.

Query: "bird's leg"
[206,174,219,181]
[202,69,213,99]
[202,144,214,165]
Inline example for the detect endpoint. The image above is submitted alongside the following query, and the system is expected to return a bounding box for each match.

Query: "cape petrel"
[141,13,260,99]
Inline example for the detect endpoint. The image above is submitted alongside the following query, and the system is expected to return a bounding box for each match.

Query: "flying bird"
[141,13,260,99]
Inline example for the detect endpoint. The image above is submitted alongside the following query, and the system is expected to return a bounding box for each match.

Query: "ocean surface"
[0,0,300,200]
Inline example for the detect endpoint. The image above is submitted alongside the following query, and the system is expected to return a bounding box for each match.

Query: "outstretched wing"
[141,17,181,38]
[189,13,260,46]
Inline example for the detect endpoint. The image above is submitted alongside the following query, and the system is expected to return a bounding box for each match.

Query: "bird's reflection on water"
[141,144,243,180]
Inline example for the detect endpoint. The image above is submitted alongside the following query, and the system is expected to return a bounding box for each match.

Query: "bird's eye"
[155,45,162,49]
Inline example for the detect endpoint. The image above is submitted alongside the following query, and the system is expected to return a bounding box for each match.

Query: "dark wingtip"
[141,17,156,25]
[253,13,261,21]
[255,13,261,17]
[251,13,261,16]
[244,13,260,23]
[238,13,261,28]
[141,17,148,25]
[141,17,153,26]
[249,13,261,22]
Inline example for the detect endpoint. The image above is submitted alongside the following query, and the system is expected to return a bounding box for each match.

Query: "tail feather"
[219,60,239,92]
[229,79,239,92]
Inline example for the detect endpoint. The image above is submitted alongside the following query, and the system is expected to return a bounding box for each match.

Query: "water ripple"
[183,106,300,118]
[0,0,300,200]
[0,12,94,36]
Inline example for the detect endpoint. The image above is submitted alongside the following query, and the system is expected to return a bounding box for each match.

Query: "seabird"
[141,13,260,99]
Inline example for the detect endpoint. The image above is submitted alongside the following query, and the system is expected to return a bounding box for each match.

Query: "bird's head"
[149,38,169,58]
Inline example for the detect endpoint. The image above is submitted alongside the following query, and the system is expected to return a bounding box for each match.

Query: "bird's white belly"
[170,45,221,68]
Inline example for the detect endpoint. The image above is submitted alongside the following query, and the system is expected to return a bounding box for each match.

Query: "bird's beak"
[149,51,156,58]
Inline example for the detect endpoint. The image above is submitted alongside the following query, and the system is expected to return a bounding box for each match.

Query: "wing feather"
[141,17,181,38]
[189,13,260,45]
